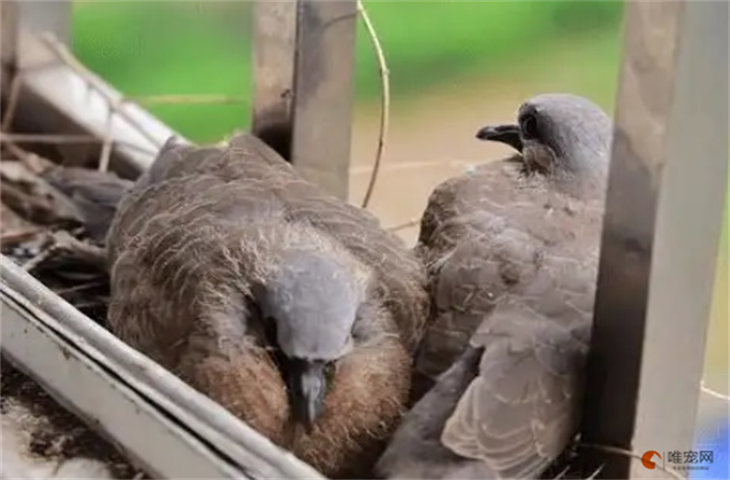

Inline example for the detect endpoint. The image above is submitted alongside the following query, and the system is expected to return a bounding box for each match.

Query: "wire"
[357,0,390,209]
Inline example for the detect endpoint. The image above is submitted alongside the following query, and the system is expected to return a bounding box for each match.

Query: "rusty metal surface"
[252,0,357,199]
[581,1,728,477]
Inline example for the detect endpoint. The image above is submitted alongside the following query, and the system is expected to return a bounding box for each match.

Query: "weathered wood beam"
[252,0,357,199]
[582,1,728,477]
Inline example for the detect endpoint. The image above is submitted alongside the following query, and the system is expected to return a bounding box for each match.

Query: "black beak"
[475,124,523,152]
[287,358,326,432]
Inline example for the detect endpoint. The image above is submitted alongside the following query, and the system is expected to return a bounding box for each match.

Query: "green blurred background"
[72,1,623,141]
[71,0,726,434]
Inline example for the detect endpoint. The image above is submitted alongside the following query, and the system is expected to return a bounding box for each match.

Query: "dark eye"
[520,114,539,139]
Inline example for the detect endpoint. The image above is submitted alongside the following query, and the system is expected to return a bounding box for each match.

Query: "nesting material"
[1,140,143,479]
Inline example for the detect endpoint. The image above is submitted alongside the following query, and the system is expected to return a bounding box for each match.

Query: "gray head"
[256,249,365,430]
[476,93,612,192]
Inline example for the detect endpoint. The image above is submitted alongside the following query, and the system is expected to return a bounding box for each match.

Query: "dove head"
[256,249,366,431]
[476,93,612,193]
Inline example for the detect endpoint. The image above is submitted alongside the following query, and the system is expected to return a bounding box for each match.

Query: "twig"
[349,158,478,175]
[1,72,24,131]
[38,34,163,149]
[0,140,54,173]
[551,465,571,479]
[22,231,107,273]
[55,281,107,296]
[387,218,420,232]
[701,381,730,401]
[586,464,604,479]
[578,443,683,480]
[99,98,122,173]
[125,94,248,106]
[22,247,55,272]
[0,228,44,248]
[358,0,390,209]
[0,133,158,156]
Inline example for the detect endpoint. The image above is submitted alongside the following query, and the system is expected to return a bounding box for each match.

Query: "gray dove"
[106,134,429,477]
[376,94,611,479]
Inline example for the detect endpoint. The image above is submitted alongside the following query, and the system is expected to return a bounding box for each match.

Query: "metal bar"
[581,1,729,478]
[252,0,357,199]
[0,257,325,479]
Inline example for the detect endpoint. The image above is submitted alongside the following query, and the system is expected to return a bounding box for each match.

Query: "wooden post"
[252,0,357,199]
[581,1,728,477]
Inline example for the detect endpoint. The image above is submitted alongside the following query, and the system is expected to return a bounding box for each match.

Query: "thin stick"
[349,158,477,175]
[1,73,24,131]
[1,228,43,247]
[39,34,163,148]
[358,0,390,209]
[551,465,571,479]
[0,133,158,156]
[99,98,121,172]
[1,140,52,173]
[55,281,107,296]
[701,381,730,401]
[22,247,55,272]
[125,94,248,106]
[387,218,420,232]
[578,443,683,480]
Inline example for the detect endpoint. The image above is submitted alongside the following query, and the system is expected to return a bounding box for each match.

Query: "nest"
[1,139,145,479]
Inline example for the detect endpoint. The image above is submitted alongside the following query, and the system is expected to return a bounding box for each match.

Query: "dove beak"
[476,124,523,152]
[288,359,326,432]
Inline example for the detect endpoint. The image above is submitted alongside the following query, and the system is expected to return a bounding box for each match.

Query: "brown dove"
[105,134,429,477]
[377,94,611,479]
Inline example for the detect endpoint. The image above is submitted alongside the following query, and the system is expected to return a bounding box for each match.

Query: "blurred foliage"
[73,0,623,142]
[73,1,253,141]
[355,1,623,98]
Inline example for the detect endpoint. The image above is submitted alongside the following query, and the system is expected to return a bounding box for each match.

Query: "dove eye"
[520,114,539,140]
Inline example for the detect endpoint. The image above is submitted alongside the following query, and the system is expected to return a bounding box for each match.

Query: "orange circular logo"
[642,450,662,469]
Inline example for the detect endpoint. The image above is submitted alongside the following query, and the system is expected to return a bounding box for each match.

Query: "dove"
[377,94,611,478]
[106,133,429,477]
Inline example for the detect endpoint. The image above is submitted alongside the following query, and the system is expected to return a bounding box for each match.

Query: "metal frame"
[252,0,357,199]
[581,1,728,477]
